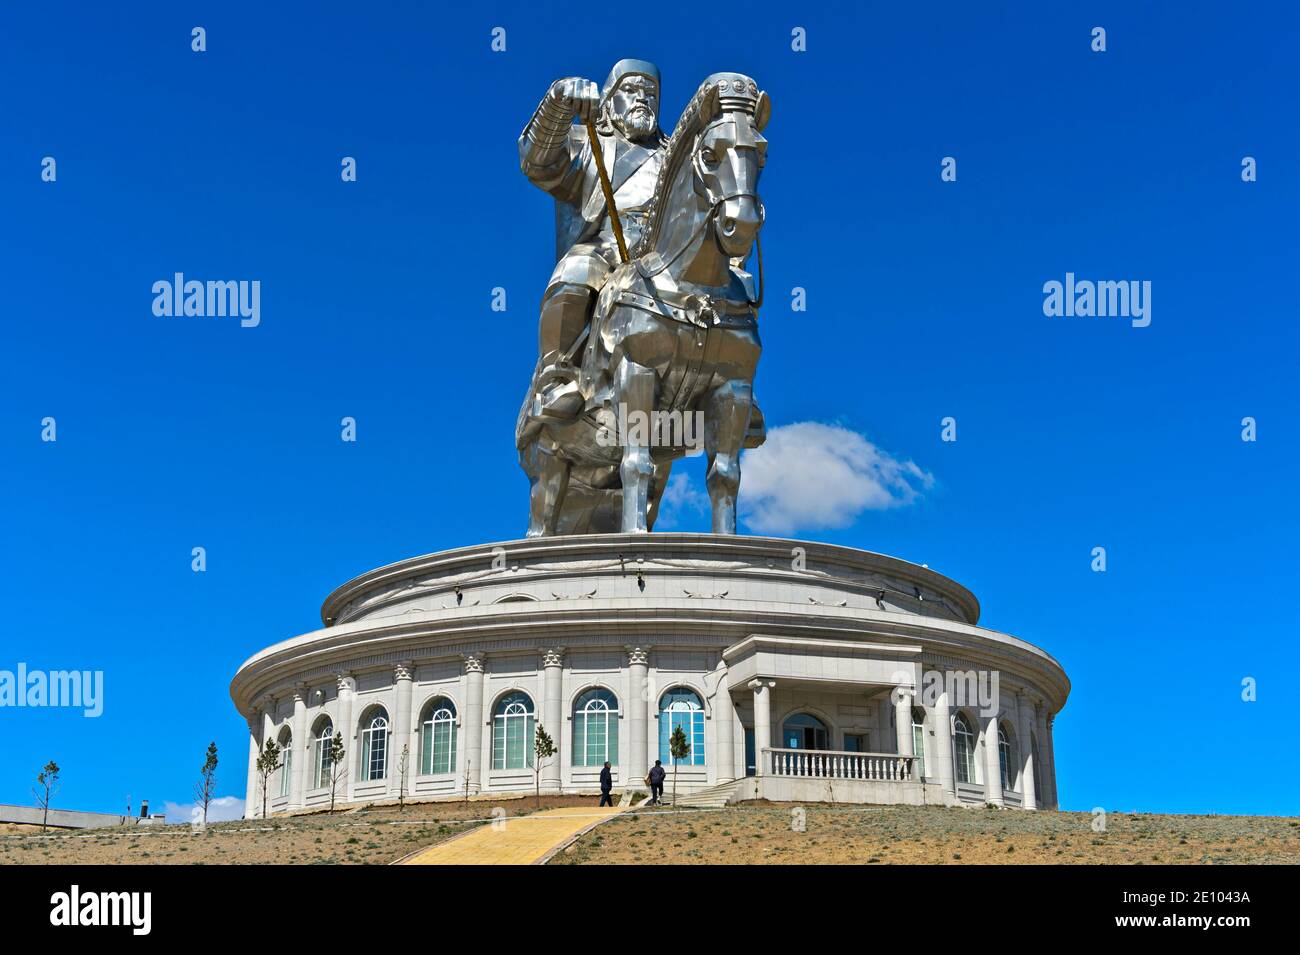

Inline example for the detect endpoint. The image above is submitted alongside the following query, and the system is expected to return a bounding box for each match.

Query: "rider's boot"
[533,282,594,421]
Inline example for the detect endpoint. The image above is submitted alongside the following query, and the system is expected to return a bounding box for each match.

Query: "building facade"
[230,534,1069,816]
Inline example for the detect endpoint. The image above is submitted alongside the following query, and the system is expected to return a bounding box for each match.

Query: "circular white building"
[231,534,1068,816]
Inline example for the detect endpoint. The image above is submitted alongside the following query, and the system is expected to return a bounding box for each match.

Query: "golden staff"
[583,115,630,264]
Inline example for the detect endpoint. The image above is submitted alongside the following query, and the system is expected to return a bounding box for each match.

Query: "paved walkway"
[399,805,628,865]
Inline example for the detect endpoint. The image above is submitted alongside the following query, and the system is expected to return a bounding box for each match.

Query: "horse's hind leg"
[703,379,754,535]
[615,357,656,533]
[526,446,570,538]
[646,460,674,531]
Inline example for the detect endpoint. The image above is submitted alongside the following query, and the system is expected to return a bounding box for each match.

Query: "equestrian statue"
[517,63,770,536]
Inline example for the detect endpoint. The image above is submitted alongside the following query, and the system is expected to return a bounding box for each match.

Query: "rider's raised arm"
[518,77,599,199]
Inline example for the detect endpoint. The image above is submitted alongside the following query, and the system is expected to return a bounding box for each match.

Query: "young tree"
[533,723,556,809]
[668,725,691,806]
[326,733,346,814]
[194,742,219,825]
[33,761,60,832]
[396,744,410,811]
[255,738,281,819]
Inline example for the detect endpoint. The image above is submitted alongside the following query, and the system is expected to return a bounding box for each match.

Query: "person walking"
[647,759,666,805]
[598,761,614,807]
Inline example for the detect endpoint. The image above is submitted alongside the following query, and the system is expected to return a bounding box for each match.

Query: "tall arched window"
[659,688,705,766]
[572,688,619,766]
[360,708,389,782]
[277,727,293,798]
[998,725,1014,791]
[492,691,536,770]
[911,707,927,779]
[953,713,975,784]
[420,697,458,775]
[313,719,334,789]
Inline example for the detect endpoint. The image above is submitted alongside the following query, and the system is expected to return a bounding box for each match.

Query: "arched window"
[911,707,927,779]
[277,727,293,798]
[953,713,975,784]
[782,712,829,750]
[313,719,334,789]
[420,697,458,776]
[998,725,1015,791]
[360,708,389,782]
[492,691,535,770]
[573,688,619,767]
[659,688,705,766]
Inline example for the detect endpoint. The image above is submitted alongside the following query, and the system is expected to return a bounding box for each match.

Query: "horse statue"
[517,72,770,536]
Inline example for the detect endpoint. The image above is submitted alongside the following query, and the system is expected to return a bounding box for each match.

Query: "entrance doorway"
[782,713,829,750]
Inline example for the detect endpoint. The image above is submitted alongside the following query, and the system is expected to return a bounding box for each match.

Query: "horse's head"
[636,73,771,273]
[694,73,770,258]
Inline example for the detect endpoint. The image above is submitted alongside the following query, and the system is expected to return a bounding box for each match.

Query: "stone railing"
[765,748,915,781]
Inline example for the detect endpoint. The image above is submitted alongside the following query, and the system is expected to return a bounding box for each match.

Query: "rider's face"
[609,76,658,141]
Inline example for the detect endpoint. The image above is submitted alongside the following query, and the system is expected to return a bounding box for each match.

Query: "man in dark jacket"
[598,762,614,807]
[648,760,666,805]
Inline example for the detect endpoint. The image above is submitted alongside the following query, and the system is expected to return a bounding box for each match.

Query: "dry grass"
[551,802,1300,865]
[0,794,598,865]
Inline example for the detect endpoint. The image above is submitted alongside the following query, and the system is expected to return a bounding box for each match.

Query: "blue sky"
[2,1,1296,818]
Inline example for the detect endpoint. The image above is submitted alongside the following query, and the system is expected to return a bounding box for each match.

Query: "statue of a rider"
[518,59,668,431]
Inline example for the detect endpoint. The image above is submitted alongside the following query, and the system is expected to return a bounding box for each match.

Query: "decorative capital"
[394,661,414,682]
[625,645,650,666]
[335,672,355,694]
[541,647,565,668]
[462,653,485,674]
[747,679,775,692]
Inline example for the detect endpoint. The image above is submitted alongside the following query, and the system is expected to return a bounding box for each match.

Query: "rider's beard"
[615,106,657,142]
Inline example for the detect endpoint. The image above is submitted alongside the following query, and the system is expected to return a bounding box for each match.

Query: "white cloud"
[655,472,709,529]
[737,421,933,534]
[161,795,245,825]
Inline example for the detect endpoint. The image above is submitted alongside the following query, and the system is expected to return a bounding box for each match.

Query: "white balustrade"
[765,747,914,781]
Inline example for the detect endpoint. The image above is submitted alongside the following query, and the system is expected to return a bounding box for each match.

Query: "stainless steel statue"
[518,69,769,536]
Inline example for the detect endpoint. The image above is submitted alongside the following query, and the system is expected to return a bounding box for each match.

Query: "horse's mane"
[633,79,723,258]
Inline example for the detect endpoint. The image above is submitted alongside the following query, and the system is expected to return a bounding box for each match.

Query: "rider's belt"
[613,290,754,329]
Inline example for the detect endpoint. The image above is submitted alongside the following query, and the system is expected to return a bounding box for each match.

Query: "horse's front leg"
[703,379,754,535]
[615,357,656,533]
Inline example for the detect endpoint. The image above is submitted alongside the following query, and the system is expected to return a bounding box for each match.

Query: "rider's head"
[602,59,660,143]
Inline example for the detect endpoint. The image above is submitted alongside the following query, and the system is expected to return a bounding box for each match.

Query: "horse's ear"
[700,83,721,123]
[754,91,772,132]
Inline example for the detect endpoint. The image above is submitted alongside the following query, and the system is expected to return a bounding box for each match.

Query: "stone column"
[894,688,914,768]
[541,648,564,793]
[244,710,261,819]
[290,684,308,809]
[749,679,775,775]
[391,662,414,799]
[462,654,485,795]
[625,646,650,791]
[335,674,355,802]
[930,690,955,797]
[1042,712,1059,809]
[983,711,1004,806]
[712,663,736,783]
[1017,694,1037,810]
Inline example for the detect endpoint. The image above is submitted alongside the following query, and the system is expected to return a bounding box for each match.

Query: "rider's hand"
[550,77,601,123]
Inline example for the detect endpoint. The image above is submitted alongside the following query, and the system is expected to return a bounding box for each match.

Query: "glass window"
[492,691,536,770]
[313,720,334,789]
[360,709,389,782]
[278,730,293,798]
[573,688,619,767]
[782,713,829,750]
[999,725,1014,791]
[953,713,975,784]
[911,707,927,779]
[420,697,458,775]
[658,688,705,766]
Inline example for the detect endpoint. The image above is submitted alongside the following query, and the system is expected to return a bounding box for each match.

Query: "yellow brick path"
[399,805,628,865]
